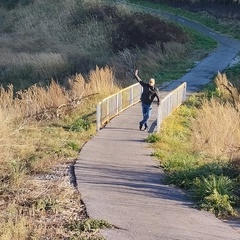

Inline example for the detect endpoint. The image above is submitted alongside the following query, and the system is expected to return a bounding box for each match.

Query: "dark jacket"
[136,79,160,105]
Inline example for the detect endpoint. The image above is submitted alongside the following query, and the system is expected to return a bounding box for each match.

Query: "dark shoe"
[139,123,143,130]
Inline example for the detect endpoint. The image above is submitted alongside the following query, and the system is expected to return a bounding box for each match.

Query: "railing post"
[183,82,187,101]
[96,102,101,132]
[156,103,162,133]
[116,93,119,114]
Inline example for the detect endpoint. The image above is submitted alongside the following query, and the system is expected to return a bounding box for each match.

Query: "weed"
[65,118,91,132]
[65,218,113,239]
[67,141,80,152]
[146,133,161,143]
[200,189,237,217]
[191,174,236,201]
[34,197,58,214]
[192,175,238,216]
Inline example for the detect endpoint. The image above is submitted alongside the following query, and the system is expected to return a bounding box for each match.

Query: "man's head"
[149,78,155,86]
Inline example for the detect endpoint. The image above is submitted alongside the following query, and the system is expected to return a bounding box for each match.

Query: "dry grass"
[191,73,240,160]
[0,174,86,240]
[112,41,187,84]
[0,48,65,68]
[191,99,240,159]
[0,66,118,120]
[214,71,240,109]
[0,66,119,239]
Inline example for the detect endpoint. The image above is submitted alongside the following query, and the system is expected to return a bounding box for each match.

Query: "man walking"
[134,69,160,131]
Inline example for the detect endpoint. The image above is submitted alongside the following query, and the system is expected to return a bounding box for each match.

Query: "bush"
[64,117,91,132]
[191,174,238,216]
[200,189,236,217]
[112,12,189,52]
[146,133,161,143]
[0,0,32,9]
[191,174,235,201]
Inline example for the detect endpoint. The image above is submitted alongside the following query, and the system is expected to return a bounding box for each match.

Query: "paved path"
[75,5,240,240]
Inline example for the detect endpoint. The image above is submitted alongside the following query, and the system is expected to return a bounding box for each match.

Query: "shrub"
[200,189,236,217]
[64,117,91,132]
[191,174,238,216]
[112,12,189,52]
[191,174,235,201]
[0,0,32,9]
[146,133,161,143]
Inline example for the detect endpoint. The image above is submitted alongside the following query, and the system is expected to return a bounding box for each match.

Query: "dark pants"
[140,103,152,129]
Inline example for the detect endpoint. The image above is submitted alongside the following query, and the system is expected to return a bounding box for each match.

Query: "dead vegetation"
[191,72,240,161]
[0,66,118,121]
[0,66,119,240]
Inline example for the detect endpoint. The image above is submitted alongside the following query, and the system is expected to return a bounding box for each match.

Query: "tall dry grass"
[112,41,187,83]
[0,0,118,89]
[0,65,119,240]
[0,65,118,191]
[0,66,118,120]
[191,99,240,159]
[214,71,240,109]
[191,73,240,160]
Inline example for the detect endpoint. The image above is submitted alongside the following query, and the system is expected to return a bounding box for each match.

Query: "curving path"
[75,4,240,240]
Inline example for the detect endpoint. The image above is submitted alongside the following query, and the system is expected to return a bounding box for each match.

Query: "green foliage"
[191,174,235,201]
[200,189,237,217]
[64,117,91,132]
[192,174,238,216]
[34,197,58,213]
[154,58,193,83]
[188,29,217,51]
[0,0,32,9]
[65,218,113,239]
[67,141,80,151]
[161,152,200,188]
[145,133,161,143]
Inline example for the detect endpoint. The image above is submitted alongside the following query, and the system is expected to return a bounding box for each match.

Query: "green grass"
[224,61,240,85]
[148,97,240,217]
[65,218,113,238]
[127,0,240,39]
[153,28,217,83]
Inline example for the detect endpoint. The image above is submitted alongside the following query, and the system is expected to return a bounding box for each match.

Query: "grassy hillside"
[0,0,200,91]
[129,0,240,39]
